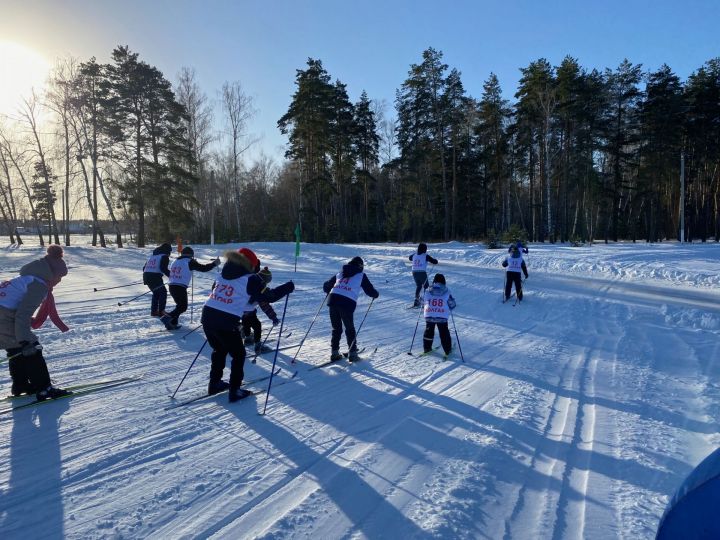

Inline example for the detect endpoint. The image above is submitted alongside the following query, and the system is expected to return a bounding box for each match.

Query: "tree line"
[1,46,718,247]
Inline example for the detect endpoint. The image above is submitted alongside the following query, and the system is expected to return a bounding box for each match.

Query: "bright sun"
[0,40,50,116]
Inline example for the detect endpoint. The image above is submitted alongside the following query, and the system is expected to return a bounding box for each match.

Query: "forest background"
[1,45,718,248]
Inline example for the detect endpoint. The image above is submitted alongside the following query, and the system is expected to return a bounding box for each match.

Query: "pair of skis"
[0,375,144,415]
[166,368,298,409]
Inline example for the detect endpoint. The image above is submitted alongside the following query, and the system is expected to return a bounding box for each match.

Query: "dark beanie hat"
[45,245,68,278]
[433,273,446,285]
[181,246,194,256]
[258,266,272,284]
[349,256,364,268]
[418,243,427,254]
[47,244,64,259]
[158,243,172,255]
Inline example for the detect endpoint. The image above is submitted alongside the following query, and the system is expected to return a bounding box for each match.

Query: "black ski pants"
[242,311,262,342]
[145,274,167,315]
[505,271,523,301]
[203,325,246,390]
[7,348,51,392]
[167,284,188,324]
[423,321,452,354]
[329,304,358,353]
[413,271,429,300]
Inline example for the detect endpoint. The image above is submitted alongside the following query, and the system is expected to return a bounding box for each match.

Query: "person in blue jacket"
[323,256,379,362]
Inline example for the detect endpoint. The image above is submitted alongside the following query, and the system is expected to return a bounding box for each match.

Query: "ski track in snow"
[1,240,720,539]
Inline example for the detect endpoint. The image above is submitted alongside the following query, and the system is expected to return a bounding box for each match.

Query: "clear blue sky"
[2,0,718,163]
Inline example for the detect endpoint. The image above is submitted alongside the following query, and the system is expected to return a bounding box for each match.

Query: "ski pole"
[407,302,424,355]
[290,291,329,364]
[117,283,165,306]
[170,339,208,399]
[93,280,143,292]
[181,324,202,340]
[449,310,465,363]
[251,324,274,364]
[261,292,291,416]
[190,273,194,324]
[345,297,375,356]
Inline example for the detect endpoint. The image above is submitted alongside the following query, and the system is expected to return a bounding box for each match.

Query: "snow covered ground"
[1,239,719,539]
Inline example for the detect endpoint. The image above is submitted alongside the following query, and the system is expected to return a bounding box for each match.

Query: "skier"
[409,243,438,307]
[508,240,529,254]
[422,273,456,356]
[142,243,171,318]
[502,244,529,302]
[201,247,293,402]
[242,266,280,355]
[161,246,220,330]
[0,245,71,400]
[323,256,379,362]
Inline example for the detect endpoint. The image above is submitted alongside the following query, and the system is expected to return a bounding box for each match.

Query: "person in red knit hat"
[0,245,71,400]
[201,247,294,402]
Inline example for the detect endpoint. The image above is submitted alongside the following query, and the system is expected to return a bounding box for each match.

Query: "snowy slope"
[1,240,719,539]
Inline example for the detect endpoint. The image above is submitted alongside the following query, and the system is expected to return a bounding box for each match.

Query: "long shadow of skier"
[0,400,70,539]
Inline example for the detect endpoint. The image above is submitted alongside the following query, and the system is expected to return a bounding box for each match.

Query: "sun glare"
[0,40,50,117]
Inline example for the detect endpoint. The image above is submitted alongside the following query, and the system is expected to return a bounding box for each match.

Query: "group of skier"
[1,239,529,404]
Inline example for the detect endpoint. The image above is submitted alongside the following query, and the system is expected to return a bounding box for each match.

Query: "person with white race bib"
[502,244,529,302]
[142,243,172,318]
[201,247,294,403]
[408,243,438,307]
[422,273,456,356]
[162,246,220,330]
[322,256,379,362]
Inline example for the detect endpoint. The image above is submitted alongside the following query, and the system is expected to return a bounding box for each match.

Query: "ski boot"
[330,349,343,362]
[36,386,72,402]
[254,343,273,355]
[229,388,254,403]
[348,350,362,363]
[207,380,230,396]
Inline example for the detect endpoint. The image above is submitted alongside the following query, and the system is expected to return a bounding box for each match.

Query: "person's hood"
[511,251,522,259]
[221,250,253,279]
[341,264,363,278]
[153,243,172,256]
[426,283,448,296]
[19,258,55,283]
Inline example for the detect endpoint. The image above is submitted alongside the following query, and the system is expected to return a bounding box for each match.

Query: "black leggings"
[242,311,262,342]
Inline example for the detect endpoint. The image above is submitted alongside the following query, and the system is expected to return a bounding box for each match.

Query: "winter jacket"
[502,253,529,278]
[323,263,379,311]
[142,245,171,284]
[0,258,57,349]
[202,251,293,330]
[423,283,456,323]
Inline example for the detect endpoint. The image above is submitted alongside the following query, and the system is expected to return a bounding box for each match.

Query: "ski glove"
[19,341,42,357]
[213,257,221,267]
[272,318,280,326]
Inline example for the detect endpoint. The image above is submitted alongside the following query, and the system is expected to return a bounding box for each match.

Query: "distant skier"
[508,240,529,254]
[422,273,456,356]
[0,245,71,400]
[409,243,438,307]
[502,244,529,302]
[161,246,220,330]
[242,265,280,355]
[323,256,379,362]
[201,247,293,402]
[142,243,171,318]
